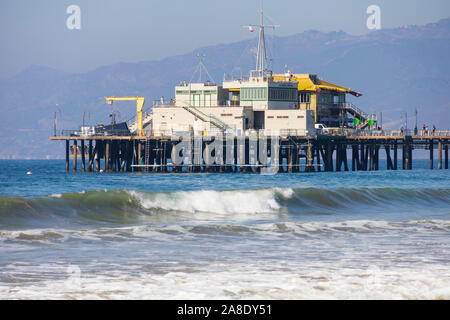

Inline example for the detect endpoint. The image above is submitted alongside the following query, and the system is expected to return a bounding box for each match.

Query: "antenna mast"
[243,1,279,76]
[190,53,215,84]
[198,53,205,82]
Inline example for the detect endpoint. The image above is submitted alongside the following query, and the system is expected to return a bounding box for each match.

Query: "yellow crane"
[104,97,145,137]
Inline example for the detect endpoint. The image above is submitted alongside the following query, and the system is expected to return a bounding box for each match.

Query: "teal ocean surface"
[0,159,449,299]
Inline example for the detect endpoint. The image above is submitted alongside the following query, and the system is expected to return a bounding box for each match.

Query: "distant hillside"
[0,18,449,158]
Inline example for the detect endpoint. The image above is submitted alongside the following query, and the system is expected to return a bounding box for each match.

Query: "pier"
[51,130,450,173]
[47,4,450,175]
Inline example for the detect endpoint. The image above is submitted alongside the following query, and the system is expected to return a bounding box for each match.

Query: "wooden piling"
[304,143,311,173]
[343,145,349,171]
[65,140,70,172]
[385,145,393,170]
[429,139,434,170]
[154,140,161,172]
[287,145,293,173]
[149,140,155,172]
[403,140,408,170]
[88,140,93,172]
[360,143,366,171]
[137,141,142,171]
[393,140,398,170]
[81,140,85,172]
[244,138,250,173]
[315,144,321,172]
[112,141,117,172]
[326,142,333,172]
[356,144,361,171]
[438,140,442,170]
[95,142,100,172]
[126,142,132,172]
[335,144,341,172]
[293,142,300,173]
[98,142,102,172]
[73,140,78,172]
[404,137,412,170]
[163,141,168,173]
[119,143,126,172]
[408,141,413,170]
[105,140,110,172]
[115,141,120,172]
[279,142,285,173]
[364,144,369,171]
[319,145,326,171]
[374,145,379,171]
[445,142,449,169]
[369,143,374,171]
[352,144,357,171]
[233,137,238,173]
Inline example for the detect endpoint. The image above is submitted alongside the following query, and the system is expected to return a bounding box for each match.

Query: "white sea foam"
[1,218,449,299]
[0,229,68,243]
[128,188,293,218]
[49,193,62,198]
[1,219,448,244]
[1,261,449,300]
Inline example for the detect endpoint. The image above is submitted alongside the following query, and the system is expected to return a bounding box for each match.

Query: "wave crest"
[0,187,449,226]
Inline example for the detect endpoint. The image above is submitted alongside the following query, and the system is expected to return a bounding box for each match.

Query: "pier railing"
[152,99,176,107]
[126,107,153,131]
[342,102,370,121]
[59,128,133,137]
[260,129,312,137]
[325,128,450,137]
[54,127,450,139]
[223,75,250,82]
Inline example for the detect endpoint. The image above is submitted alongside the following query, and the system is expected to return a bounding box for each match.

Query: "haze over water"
[0,159,449,299]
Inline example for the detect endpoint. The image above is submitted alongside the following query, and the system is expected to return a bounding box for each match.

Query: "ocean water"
[0,159,449,299]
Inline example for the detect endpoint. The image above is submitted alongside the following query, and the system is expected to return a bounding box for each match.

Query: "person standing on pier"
[432,124,436,135]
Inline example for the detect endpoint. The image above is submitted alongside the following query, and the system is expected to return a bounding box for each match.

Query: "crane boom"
[104,97,145,137]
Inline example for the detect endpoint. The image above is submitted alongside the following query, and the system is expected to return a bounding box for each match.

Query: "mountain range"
[0,18,449,158]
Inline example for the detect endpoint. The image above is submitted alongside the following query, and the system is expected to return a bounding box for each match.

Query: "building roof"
[272,73,362,97]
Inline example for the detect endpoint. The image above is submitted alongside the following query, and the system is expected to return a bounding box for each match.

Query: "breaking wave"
[0,187,449,227]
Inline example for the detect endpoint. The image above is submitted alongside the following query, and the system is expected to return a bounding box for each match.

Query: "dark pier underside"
[51,135,450,173]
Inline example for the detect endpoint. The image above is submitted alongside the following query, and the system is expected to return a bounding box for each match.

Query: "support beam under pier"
[73,140,78,172]
[65,140,70,172]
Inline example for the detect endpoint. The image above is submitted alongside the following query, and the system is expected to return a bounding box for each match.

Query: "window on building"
[241,87,267,100]
[333,95,339,104]
[268,88,297,101]
[299,93,310,103]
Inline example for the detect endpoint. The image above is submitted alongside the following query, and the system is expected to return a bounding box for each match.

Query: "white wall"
[264,109,315,134]
[152,106,251,136]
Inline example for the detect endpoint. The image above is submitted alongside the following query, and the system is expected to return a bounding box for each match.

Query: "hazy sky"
[1,0,449,79]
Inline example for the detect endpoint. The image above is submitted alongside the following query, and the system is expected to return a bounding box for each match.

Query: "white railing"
[343,102,369,121]
[152,100,176,107]
[259,129,312,137]
[223,75,250,82]
[128,112,153,133]
[335,129,450,137]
